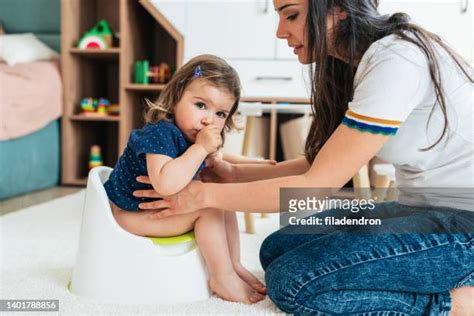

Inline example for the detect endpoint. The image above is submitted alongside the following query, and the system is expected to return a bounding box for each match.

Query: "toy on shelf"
[134,60,171,84]
[96,98,110,115]
[78,20,114,49]
[107,104,120,116]
[89,145,104,170]
[80,98,97,115]
[80,98,117,117]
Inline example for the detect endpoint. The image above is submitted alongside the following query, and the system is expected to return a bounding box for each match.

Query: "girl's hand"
[201,153,237,183]
[133,179,206,219]
[195,124,222,154]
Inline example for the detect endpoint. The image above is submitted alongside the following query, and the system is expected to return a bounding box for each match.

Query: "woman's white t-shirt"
[342,34,473,211]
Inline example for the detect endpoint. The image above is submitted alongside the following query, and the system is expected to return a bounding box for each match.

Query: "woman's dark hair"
[304,0,473,163]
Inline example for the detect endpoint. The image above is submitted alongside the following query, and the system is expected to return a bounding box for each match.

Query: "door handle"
[461,0,469,13]
[261,0,269,14]
[255,76,293,81]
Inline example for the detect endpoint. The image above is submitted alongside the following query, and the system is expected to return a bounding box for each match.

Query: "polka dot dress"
[104,121,206,211]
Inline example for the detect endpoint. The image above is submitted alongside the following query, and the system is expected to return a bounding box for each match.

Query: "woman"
[134,0,473,314]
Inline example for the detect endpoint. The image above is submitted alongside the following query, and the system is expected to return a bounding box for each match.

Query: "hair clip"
[193,65,203,78]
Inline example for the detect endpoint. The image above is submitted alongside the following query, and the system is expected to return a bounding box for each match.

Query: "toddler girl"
[104,55,266,304]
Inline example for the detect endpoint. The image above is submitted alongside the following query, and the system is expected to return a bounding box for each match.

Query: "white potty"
[69,166,211,304]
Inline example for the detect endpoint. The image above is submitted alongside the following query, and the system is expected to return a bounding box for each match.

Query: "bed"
[0,0,61,200]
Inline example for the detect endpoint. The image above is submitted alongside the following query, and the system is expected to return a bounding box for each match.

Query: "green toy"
[78,20,114,49]
[134,60,172,84]
[134,60,150,84]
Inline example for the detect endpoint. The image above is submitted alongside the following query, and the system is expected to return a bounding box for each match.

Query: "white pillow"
[0,33,59,66]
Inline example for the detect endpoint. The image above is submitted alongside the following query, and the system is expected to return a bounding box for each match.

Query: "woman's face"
[274,0,309,64]
[274,0,346,64]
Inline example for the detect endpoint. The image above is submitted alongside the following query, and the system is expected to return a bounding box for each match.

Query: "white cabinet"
[150,0,309,99]
[151,0,298,61]
[227,60,310,98]
[378,0,473,62]
[185,1,277,60]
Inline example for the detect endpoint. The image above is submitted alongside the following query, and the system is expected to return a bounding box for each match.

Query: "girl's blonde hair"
[144,54,241,141]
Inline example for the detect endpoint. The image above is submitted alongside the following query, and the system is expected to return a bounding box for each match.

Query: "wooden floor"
[0,186,83,216]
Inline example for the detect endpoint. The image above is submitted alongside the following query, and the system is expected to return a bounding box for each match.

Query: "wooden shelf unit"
[70,114,120,122]
[61,0,183,185]
[70,48,121,59]
[124,83,166,92]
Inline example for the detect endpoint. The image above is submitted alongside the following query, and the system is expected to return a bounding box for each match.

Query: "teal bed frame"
[0,0,61,200]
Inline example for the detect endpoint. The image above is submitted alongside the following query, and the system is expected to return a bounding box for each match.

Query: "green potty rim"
[148,231,195,245]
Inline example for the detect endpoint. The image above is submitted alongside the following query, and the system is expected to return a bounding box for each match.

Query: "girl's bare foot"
[450,286,474,316]
[234,263,267,294]
[209,272,265,304]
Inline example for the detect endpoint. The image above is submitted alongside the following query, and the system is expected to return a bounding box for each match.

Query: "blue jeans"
[260,202,474,315]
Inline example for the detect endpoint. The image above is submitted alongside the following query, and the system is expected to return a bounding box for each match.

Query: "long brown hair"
[145,54,241,142]
[304,0,473,163]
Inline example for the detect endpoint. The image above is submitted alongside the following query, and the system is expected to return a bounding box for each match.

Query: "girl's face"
[174,79,235,143]
[274,0,345,64]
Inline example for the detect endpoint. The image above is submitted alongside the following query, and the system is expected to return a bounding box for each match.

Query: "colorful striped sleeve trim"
[342,110,401,136]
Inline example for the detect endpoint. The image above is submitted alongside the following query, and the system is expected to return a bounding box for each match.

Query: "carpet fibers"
[1,191,285,315]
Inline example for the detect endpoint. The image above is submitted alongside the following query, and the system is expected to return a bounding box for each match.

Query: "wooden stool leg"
[241,116,256,233]
[241,116,255,156]
[244,212,255,234]
[353,165,371,200]
[373,174,391,202]
[260,107,277,219]
[386,181,398,201]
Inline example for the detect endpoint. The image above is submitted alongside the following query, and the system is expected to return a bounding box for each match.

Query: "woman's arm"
[198,153,309,184]
[146,144,207,196]
[137,124,390,216]
[198,155,310,184]
[208,125,389,212]
[233,156,310,182]
[222,152,277,165]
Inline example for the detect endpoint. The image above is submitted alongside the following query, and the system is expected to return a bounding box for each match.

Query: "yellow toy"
[89,145,104,169]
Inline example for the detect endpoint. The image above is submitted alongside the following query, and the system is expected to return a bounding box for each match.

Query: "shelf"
[125,83,166,92]
[61,0,182,186]
[70,48,120,59]
[70,114,120,122]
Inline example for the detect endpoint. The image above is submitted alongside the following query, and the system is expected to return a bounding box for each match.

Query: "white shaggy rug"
[0,191,285,315]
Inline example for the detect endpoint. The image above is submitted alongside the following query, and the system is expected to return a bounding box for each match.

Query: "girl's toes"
[250,292,265,303]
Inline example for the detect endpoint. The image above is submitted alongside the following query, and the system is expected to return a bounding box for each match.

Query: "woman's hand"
[133,178,207,219]
[201,152,238,183]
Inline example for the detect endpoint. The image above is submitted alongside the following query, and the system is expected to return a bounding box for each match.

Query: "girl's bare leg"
[224,211,267,294]
[111,204,264,303]
[194,208,264,303]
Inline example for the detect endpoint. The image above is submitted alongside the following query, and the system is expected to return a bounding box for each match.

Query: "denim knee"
[265,256,308,314]
[259,232,279,271]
